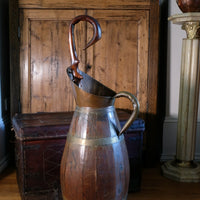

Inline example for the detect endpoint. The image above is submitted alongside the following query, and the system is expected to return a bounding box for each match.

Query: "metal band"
[75,105,115,115]
[63,195,127,200]
[67,134,124,147]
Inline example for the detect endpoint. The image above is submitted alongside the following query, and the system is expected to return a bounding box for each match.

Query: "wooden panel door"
[86,10,149,117]
[20,9,149,116]
[19,9,86,113]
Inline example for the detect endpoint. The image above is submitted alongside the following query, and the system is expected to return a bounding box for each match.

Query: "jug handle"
[114,91,140,136]
[69,15,102,79]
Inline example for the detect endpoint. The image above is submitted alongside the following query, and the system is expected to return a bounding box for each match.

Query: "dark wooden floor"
[0,164,200,200]
[128,165,200,200]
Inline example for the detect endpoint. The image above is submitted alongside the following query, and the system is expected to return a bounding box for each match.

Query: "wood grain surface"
[1,165,200,200]
[19,9,150,115]
[20,10,85,113]
[86,10,149,114]
[18,0,151,9]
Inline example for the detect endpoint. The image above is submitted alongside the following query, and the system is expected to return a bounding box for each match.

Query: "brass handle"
[69,15,102,79]
[114,91,140,136]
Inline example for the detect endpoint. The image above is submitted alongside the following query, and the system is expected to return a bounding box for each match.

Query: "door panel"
[20,10,85,113]
[86,10,149,114]
[20,9,149,115]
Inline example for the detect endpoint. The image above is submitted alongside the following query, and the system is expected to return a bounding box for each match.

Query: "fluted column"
[162,13,200,182]
[177,38,200,163]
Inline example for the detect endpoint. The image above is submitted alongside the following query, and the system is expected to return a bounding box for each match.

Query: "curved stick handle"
[114,91,140,136]
[69,15,102,79]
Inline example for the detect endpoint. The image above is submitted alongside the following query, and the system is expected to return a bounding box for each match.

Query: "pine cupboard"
[10,0,160,166]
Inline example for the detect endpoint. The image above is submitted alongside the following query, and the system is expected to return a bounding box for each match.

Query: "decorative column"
[162,13,200,182]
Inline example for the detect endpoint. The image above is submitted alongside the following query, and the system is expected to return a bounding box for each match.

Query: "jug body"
[60,106,130,200]
[60,15,139,200]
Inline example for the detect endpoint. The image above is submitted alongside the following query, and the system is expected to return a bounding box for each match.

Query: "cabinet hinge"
[18,26,20,39]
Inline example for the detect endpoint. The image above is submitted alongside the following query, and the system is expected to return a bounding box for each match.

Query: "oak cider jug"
[60,15,139,200]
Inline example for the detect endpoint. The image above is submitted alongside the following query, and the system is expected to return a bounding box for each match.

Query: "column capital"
[182,22,200,39]
[169,13,200,39]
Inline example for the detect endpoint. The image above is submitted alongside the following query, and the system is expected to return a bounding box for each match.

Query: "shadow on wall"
[140,112,164,167]
[121,109,165,167]
[0,0,11,172]
[157,0,168,163]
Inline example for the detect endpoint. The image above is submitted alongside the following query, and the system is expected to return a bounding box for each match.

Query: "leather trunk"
[12,111,144,200]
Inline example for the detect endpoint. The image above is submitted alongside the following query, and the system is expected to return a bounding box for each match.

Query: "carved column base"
[162,160,200,182]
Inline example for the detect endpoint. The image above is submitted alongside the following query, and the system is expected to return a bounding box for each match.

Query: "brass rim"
[75,105,114,114]
[67,134,124,146]
[63,195,128,200]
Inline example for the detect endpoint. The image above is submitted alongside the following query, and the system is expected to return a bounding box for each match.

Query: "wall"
[161,0,200,161]
[0,0,10,172]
